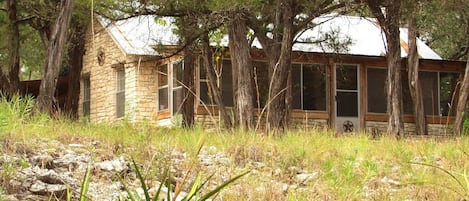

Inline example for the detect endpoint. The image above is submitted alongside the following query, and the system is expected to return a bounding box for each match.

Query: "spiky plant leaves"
[152,173,167,201]
[79,165,92,201]
[198,170,250,201]
[132,159,151,201]
[118,173,137,201]
[182,173,202,201]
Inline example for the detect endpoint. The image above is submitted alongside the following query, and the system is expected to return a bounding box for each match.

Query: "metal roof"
[100,14,442,60]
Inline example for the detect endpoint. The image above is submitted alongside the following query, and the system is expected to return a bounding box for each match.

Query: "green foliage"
[121,158,249,201]
[77,165,92,201]
[463,113,469,135]
[417,0,469,60]
[0,95,35,133]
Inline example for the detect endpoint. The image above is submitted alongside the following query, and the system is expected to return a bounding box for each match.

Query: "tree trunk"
[367,0,405,137]
[0,73,9,95]
[202,34,232,128]
[454,59,469,135]
[177,17,197,128]
[64,26,86,119]
[230,36,240,128]
[267,0,294,131]
[36,0,76,113]
[454,17,469,135]
[407,15,427,135]
[1,0,21,97]
[228,14,255,130]
[181,44,196,128]
[6,0,20,95]
[385,17,405,136]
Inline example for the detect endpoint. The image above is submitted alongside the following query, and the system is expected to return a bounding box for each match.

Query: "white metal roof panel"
[101,14,442,60]
[100,15,178,56]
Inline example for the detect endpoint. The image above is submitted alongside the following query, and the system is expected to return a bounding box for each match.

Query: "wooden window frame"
[172,60,184,115]
[158,64,169,112]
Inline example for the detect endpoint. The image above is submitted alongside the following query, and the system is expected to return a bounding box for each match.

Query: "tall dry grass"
[1,96,469,200]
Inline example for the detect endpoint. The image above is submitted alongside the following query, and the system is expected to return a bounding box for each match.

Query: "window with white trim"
[82,75,90,117]
[158,64,169,111]
[199,57,214,105]
[172,60,184,114]
[116,68,125,118]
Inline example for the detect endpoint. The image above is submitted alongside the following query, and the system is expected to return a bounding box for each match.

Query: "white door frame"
[334,64,360,133]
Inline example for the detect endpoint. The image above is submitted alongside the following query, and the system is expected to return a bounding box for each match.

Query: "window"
[158,64,169,111]
[367,68,413,114]
[221,60,234,107]
[292,63,327,111]
[199,57,214,105]
[367,68,386,113]
[116,68,125,118]
[367,67,458,117]
[440,72,459,116]
[303,64,327,110]
[420,71,439,115]
[172,60,184,114]
[82,75,90,117]
[402,73,413,115]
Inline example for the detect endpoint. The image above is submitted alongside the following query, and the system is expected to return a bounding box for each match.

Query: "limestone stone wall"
[365,121,454,136]
[290,118,329,130]
[80,19,185,123]
[195,114,328,131]
[80,21,132,122]
[134,61,158,122]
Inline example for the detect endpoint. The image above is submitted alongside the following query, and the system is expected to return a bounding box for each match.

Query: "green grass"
[2,96,469,200]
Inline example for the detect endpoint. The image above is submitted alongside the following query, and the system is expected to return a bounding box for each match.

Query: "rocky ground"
[1,137,449,200]
[0,138,322,201]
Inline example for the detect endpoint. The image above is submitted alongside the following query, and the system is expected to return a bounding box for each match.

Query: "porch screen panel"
[336,65,358,90]
[367,68,386,113]
[173,88,183,113]
[401,73,413,115]
[420,71,439,115]
[221,60,233,107]
[199,57,213,105]
[199,82,212,105]
[82,75,90,117]
[440,72,459,116]
[158,64,169,111]
[116,68,125,118]
[173,60,183,87]
[292,64,302,109]
[337,92,358,116]
[173,61,184,114]
[303,64,326,110]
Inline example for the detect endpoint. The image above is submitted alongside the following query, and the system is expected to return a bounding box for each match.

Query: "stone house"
[80,15,466,134]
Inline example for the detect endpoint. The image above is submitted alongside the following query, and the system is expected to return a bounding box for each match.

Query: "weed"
[411,162,469,199]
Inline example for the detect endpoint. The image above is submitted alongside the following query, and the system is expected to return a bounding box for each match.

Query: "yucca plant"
[121,159,249,201]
